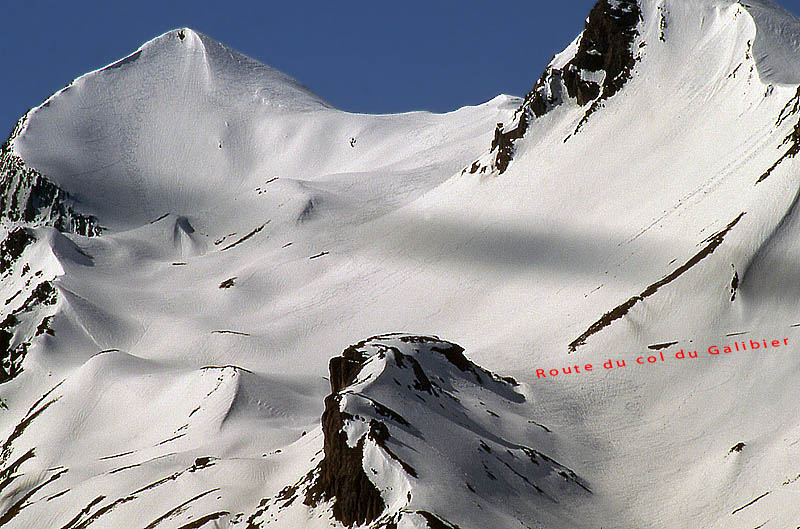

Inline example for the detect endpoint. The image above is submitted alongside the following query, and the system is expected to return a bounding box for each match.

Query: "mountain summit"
[3,1,800,527]
[12,28,328,229]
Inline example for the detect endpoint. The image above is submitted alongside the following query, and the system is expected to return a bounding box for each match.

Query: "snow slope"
[3,0,800,527]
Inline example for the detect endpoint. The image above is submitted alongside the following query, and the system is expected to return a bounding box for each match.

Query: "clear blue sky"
[3,0,800,137]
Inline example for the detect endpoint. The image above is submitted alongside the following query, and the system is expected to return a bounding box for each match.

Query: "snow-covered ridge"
[9,28,330,231]
[473,0,643,175]
[16,27,329,125]
[8,27,515,233]
[1,116,100,237]
[252,334,591,529]
[5,0,800,527]
[475,0,800,176]
[739,0,800,84]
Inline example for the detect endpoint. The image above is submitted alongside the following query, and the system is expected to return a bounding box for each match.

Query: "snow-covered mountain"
[3,0,800,527]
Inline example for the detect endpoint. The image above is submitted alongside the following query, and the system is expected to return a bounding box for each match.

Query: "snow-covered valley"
[2,0,800,527]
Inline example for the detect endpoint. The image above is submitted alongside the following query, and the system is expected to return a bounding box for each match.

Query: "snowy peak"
[10,28,331,229]
[7,26,513,233]
[24,27,328,121]
[476,0,800,176]
[166,28,328,109]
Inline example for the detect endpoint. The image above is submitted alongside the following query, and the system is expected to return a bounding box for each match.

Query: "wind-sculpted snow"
[5,1,800,527]
[0,352,322,528]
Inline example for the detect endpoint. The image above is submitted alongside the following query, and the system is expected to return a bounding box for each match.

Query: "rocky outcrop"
[561,0,641,106]
[0,227,35,275]
[0,271,58,383]
[486,0,642,174]
[304,338,397,527]
[0,225,52,383]
[302,334,590,529]
[0,116,102,383]
[1,116,101,237]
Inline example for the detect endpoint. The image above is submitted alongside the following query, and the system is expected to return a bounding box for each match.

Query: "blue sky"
[3,0,800,136]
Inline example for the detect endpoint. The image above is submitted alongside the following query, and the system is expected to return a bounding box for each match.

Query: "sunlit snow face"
[4,2,800,528]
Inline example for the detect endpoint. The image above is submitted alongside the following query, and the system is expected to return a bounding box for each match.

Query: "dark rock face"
[0,322,25,384]
[330,338,374,393]
[0,226,44,383]
[305,397,386,527]
[0,228,35,275]
[306,335,461,527]
[563,0,641,106]
[305,339,387,527]
[1,117,101,237]
[0,278,58,383]
[489,0,642,174]
[306,335,465,527]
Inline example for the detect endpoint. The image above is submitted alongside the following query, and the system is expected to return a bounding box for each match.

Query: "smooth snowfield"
[3,0,800,527]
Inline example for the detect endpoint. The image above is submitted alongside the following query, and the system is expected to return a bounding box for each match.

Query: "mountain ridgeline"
[486,0,642,174]
[3,0,800,527]
[1,116,101,383]
[1,116,101,237]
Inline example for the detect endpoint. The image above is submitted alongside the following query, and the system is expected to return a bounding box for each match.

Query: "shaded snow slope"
[742,0,800,84]
[4,1,800,528]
